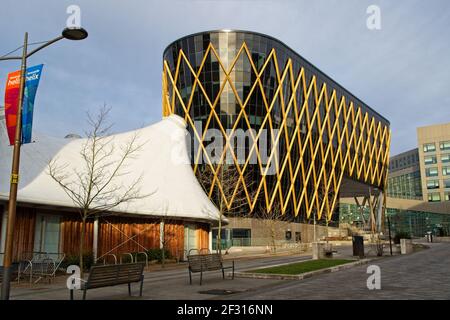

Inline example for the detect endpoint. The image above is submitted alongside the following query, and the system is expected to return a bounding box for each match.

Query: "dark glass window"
[232,228,251,239]
[426,167,438,177]
[424,155,437,165]
[423,143,436,152]
[427,180,439,189]
[443,166,450,176]
[440,141,450,151]
[285,231,292,240]
[428,193,441,202]
[444,179,450,188]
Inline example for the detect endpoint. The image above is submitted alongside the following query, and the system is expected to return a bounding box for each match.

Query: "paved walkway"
[10,252,311,300]
[222,242,450,300]
[9,243,449,300]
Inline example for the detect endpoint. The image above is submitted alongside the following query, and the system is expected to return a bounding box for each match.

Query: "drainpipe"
[208,226,213,252]
[160,220,165,249]
[93,218,99,262]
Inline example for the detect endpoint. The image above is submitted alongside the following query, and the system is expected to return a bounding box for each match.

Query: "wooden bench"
[70,262,145,300]
[187,253,234,285]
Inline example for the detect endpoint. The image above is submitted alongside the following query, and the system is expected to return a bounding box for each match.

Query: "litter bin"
[352,235,364,258]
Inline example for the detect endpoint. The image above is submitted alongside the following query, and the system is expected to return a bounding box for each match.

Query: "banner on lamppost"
[4,64,44,145]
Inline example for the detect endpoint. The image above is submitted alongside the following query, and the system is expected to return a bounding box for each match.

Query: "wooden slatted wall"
[61,215,94,256]
[13,207,36,261]
[98,216,160,257]
[196,223,210,251]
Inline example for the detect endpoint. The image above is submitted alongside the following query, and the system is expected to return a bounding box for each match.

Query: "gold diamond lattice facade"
[162,31,391,221]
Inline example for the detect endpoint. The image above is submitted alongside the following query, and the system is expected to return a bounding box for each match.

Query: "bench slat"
[85,263,144,289]
[188,254,224,272]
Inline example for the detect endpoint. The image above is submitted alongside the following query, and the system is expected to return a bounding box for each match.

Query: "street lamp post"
[0,27,88,300]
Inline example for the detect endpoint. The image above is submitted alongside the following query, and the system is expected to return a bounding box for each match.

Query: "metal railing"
[97,252,149,267]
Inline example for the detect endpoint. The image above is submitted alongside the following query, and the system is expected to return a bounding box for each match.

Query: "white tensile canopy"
[0,113,220,224]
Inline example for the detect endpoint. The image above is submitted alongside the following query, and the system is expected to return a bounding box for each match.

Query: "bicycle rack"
[119,252,134,264]
[135,252,149,268]
[100,253,118,265]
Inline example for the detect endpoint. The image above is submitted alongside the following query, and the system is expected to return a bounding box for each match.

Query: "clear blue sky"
[1,0,449,155]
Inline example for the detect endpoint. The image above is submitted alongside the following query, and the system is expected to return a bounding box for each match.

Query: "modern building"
[340,197,450,237]
[342,122,450,237]
[0,111,220,264]
[417,122,450,203]
[387,148,422,200]
[162,30,391,236]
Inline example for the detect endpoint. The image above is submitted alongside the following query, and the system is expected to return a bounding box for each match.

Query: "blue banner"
[21,64,44,144]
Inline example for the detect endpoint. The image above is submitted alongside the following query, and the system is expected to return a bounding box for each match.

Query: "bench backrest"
[187,254,223,272]
[86,263,144,289]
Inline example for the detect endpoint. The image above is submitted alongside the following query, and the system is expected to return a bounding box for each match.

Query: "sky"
[0,0,449,155]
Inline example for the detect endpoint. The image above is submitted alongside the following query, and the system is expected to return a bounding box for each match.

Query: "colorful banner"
[4,64,44,145]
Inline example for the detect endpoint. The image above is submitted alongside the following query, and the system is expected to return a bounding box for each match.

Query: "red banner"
[4,70,21,145]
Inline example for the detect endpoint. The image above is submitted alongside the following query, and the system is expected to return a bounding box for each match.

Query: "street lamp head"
[62,27,88,40]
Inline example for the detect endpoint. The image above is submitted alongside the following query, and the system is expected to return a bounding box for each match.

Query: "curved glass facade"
[162,30,390,221]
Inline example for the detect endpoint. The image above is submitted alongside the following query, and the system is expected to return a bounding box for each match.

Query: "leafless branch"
[46,105,150,272]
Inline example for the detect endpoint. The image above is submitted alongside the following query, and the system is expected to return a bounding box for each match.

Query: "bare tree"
[197,164,254,255]
[309,182,336,242]
[159,205,181,268]
[256,201,286,253]
[48,106,149,275]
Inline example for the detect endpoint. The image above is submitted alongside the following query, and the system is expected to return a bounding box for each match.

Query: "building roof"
[163,30,390,125]
[0,114,221,224]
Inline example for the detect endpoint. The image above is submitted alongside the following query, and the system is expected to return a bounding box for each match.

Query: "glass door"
[184,224,197,260]
[34,214,61,259]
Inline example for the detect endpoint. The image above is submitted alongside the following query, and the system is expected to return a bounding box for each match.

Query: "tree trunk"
[217,165,225,256]
[217,212,222,256]
[217,179,223,256]
[271,224,276,253]
[313,213,317,242]
[80,215,86,278]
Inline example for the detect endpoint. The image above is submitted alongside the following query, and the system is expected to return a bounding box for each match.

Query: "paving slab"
[9,243,445,300]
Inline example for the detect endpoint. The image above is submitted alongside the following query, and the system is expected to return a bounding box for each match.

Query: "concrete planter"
[400,239,413,254]
[312,242,325,259]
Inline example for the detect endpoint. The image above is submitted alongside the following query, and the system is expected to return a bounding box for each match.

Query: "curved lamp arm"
[0,56,21,61]
[26,36,64,58]
[0,35,64,61]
